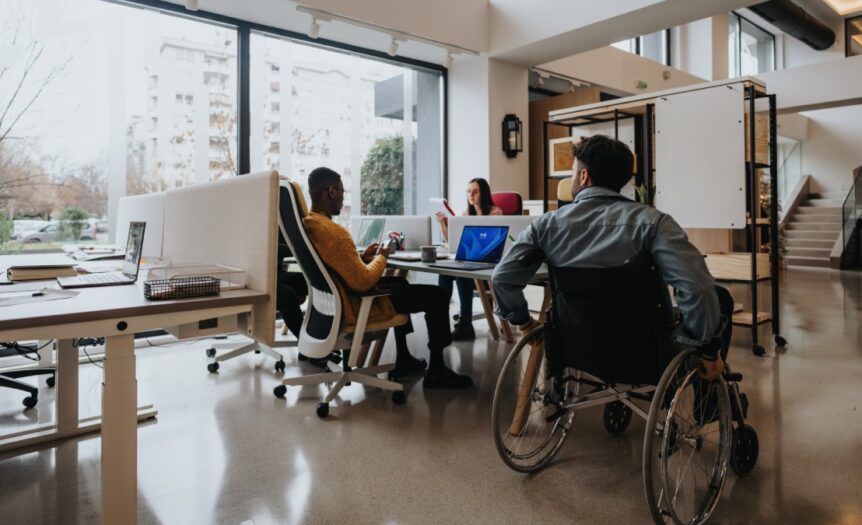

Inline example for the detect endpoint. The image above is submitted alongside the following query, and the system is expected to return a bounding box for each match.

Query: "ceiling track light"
[443,51,454,68]
[185,0,199,11]
[387,37,402,57]
[308,17,321,39]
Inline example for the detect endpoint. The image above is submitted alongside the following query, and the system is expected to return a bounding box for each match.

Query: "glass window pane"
[729,15,741,77]
[250,32,443,226]
[739,17,774,75]
[0,0,237,252]
[640,31,667,65]
[847,17,862,56]
[612,39,637,54]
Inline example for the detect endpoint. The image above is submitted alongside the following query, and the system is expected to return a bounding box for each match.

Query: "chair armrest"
[357,289,392,298]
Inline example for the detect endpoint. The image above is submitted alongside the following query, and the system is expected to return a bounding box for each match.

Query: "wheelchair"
[491,252,759,525]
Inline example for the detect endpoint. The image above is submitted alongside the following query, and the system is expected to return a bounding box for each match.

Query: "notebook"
[5,254,77,282]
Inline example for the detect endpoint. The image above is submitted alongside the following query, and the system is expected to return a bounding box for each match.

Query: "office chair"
[273,179,408,417]
[491,191,523,215]
[0,342,56,409]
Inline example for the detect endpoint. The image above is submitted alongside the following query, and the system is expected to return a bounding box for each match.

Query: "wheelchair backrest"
[546,252,676,385]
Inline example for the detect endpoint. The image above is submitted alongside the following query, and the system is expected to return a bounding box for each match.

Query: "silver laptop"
[354,217,386,249]
[58,222,146,288]
[428,225,509,271]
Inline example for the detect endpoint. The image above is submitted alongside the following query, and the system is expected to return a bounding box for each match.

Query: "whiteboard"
[655,85,746,229]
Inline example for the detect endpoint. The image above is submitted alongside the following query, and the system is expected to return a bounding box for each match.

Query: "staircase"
[784,192,844,268]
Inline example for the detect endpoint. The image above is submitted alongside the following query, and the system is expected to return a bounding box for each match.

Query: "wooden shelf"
[704,253,771,282]
[732,311,772,326]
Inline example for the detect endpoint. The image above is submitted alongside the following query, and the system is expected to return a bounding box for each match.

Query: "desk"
[0,268,267,525]
[384,259,549,343]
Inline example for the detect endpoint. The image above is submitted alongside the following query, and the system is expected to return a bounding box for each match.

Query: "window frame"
[108,0,449,197]
[730,11,776,77]
[846,14,862,57]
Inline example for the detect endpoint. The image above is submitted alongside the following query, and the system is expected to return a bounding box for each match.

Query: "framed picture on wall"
[549,136,579,178]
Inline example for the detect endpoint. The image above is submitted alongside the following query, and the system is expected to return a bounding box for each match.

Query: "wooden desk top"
[0,254,268,331]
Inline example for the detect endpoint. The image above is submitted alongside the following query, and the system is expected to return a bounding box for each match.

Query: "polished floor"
[1,269,861,524]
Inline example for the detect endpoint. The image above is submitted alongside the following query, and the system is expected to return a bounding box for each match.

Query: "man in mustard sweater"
[302,167,473,390]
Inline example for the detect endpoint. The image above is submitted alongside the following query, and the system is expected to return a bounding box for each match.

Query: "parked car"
[20,219,98,243]
[10,219,50,241]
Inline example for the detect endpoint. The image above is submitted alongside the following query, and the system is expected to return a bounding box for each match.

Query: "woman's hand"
[435,212,448,225]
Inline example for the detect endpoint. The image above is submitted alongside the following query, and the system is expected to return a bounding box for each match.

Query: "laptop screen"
[455,225,509,263]
[123,222,147,278]
[355,218,386,247]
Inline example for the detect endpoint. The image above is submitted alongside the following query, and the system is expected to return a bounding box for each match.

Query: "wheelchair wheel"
[491,326,579,473]
[643,349,732,525]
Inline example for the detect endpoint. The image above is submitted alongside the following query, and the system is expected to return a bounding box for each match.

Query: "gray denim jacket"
[492,186,719,346]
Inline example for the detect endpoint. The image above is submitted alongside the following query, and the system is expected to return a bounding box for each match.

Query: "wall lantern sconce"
[502,113,523,159]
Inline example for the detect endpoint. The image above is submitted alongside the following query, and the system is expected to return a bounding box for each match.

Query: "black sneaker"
[423,367,473,389]
[451,321,475,341]
[389,354,428,378]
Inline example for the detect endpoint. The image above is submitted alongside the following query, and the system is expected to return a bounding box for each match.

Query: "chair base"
[277,362,400,404]
[206,336,298,373]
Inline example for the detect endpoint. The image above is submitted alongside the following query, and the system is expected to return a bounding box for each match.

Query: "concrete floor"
[0,268,860,524]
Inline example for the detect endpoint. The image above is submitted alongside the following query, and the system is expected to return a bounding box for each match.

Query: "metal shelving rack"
[543,78,786,355]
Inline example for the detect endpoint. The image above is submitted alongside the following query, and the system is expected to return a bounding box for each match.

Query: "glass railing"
[842,166,862,269]
[777,141,801,210]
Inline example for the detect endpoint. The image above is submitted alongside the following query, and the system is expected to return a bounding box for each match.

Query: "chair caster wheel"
[602,401,632,436]
[316,402,330,418]
[775,335,787,347]
[205,348,216,358]
[23,396,37,409]
[274,359,286,372]
[207,362,220,373]
[392,390,406,405]
[273,385,287,398]
[730,424,759,476]
[46,376,55,388]
[752,345,766,357]
[254,349,261,354]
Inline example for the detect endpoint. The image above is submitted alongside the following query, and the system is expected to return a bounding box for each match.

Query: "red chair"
[491,191,523,215]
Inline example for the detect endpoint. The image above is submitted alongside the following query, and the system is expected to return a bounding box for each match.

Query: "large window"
[612,30,671,65]
[729,13,775,77]
[847,15,862,57]
[0,0,446,253]
[0,0,237,252]
[250,33,443,223]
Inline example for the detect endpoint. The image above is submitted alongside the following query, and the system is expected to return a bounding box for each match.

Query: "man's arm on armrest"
[649,214,721,357]
[492,223,544,326]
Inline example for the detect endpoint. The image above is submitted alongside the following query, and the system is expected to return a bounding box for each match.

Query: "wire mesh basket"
[144,276,221,301]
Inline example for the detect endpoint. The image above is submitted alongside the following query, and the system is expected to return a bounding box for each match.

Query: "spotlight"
[387,37,400,57]
[443,51,454,68]
[308,17,320,39]
[185,0,198,10]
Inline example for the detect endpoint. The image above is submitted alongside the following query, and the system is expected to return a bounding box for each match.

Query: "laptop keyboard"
[77,272,129,284]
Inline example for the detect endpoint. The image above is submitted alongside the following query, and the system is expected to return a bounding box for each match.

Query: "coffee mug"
[420,245,437,263]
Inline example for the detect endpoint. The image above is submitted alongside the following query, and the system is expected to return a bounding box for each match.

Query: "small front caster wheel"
[23,396,37,409]
[603,401,632,436]
[207,362,220,373]
[775,335,787,347]
[316,402,330,418]
[392,390,406,405]
[205,348,216,358]
[730,424,759,477]
[274,385,287,398]
[274,359,286,372]
[46,376,56,388]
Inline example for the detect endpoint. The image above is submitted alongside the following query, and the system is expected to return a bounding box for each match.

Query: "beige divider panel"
[115,192,166,257]
[163,171,278,346]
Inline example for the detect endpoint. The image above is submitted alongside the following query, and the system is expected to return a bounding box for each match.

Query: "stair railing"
[842,166,862,269]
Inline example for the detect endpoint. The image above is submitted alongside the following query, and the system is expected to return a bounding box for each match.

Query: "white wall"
[448,56,490,202]
[488,59,529,196]
[799,105,862,195]
[757,55,862,112]
[540,46,705,96]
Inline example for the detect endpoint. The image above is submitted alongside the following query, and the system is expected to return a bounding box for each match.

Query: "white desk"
[384,259,549,343]
[0,259,268,525]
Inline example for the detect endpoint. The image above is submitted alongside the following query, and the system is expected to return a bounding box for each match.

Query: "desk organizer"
[144,276,220,300]
[146,264,246,290]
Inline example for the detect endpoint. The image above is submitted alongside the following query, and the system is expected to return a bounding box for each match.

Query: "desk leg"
[101,334,137,525]
[56,339,79,435]
[475,279,501,340]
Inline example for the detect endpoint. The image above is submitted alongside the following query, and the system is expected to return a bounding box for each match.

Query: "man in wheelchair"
[490,135,757,524]
[492,134,728,381]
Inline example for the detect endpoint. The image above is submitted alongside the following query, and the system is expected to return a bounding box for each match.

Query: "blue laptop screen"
[455,226,509,263]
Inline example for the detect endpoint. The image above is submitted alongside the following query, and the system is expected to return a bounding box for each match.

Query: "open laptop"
[428,225,509,271]
[354,217,386,249]
[58,222,146,288]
